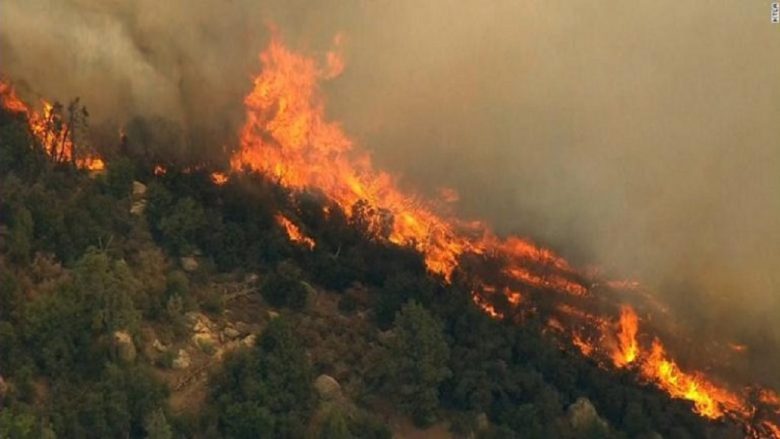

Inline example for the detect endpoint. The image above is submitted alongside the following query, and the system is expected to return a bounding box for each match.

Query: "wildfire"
[471,292,503,319]
[760,390,780,414]
[0,80,104,170]
[0,81,28,113]
[612,305,640,367]
[1,28,777,439]
[275,214,315,250]
[572,332,595,356]
[223,35,779,438]
[211,171,229,185]
[641,339,750,419]
[229,34,585,292]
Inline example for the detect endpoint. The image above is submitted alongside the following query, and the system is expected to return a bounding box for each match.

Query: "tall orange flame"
[226,35,780,437]
[230,35,589,307]
[0,80,103,170]
[612,305,639,367]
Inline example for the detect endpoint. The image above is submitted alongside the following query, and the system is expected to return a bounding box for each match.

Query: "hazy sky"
[2,0,779,376]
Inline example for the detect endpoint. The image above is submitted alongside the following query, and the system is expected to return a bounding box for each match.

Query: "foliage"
[210,317,315,438]
[0,104,742,439]
[261,261,310,310]
[382,301,451,426]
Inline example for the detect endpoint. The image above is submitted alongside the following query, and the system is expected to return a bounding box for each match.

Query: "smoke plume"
[2,0,779,385]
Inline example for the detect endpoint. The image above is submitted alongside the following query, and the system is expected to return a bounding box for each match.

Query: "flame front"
[642,339,748,419]
[231,35,479,280]
[612,305,639,367]
[275,214,315,250]
[0,80,103,170]
[226,35,780,437]
[5,36,773,437]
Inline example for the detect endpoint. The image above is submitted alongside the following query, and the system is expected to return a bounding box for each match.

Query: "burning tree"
[0,81,103,171]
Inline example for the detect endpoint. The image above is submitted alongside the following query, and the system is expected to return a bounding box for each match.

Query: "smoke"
[322,1,780,385]
[2,0,779,384]
[1,0,275,159]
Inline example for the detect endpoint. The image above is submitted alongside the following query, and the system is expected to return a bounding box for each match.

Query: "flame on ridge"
[612,305,640,367]
[3,34,774,437]
[225,34,780,437]
[0,80,104,171]
[229,34,586,291]
[275,214,316,250]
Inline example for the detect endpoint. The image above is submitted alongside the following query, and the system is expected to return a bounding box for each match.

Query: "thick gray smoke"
[2,1,779,384]
[2,0,278,159]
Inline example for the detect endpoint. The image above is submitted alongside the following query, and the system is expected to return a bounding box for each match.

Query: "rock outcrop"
[114,330,137,363]
[567,397,609,432]
[314,374,342,401]
[172,349,191,370]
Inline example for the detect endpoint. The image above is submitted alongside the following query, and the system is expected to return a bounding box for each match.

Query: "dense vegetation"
[0,106,746,438]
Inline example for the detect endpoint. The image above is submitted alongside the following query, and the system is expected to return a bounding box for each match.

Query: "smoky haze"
[2,1,779,384]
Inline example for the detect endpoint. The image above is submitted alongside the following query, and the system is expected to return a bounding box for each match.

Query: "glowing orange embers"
[0,80,104,170]
[275,214,315,250]
[211,172,228,185]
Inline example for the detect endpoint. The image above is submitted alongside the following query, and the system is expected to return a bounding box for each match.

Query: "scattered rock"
[476,413,490,431]
[180,256,199,272]
[193,320,211,334]
[245,273,260,284]
[172,349,191,370]
[130,200,147,215]
[567,397,608,432]
[267,310,280,319]
[185,312,202,325]
[132,181,147,198]
[222,326,240,340]
[193,333,217,354]
[187,312,213,332]
[241,334,256,348]
[234,321,251,335]
[314,374,342,401]
[113,331,137,363]
[152,338,168,352]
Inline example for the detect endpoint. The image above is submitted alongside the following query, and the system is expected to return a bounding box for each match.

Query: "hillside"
[0,102,754,439]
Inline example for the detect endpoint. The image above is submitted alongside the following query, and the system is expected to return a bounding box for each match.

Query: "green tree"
[320,408,351,439]
[104,156,135,198]
[0,408,37,439]
[72,249,141,335]
[622,401,651,437]
[212,317,315,438]
[24,249,141,376]
[157,197,206,255]
[8,206,33,264]
[144,408,173,439]
[261,261,310,310]
[384,301,450,426]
